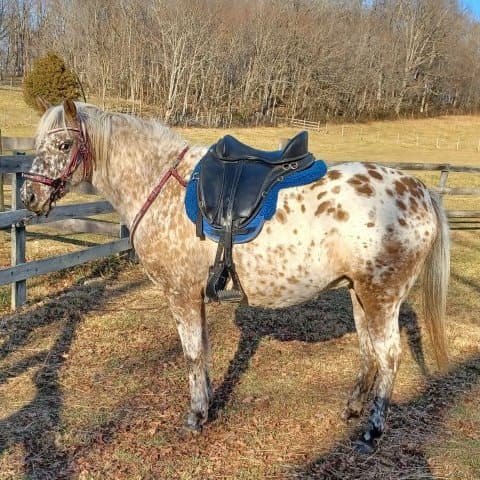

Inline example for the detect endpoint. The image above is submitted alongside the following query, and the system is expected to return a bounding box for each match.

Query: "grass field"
[0,88,479,479]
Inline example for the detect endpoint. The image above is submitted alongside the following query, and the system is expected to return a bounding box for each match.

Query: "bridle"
[23,124,93,211]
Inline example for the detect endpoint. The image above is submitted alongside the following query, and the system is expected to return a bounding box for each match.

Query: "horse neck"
[90,123,203,229]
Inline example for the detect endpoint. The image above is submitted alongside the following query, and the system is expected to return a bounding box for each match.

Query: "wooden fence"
[0,153,131,310]
[290,117,327,132]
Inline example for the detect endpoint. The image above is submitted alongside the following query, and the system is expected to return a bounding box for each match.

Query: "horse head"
[21,99,93,215]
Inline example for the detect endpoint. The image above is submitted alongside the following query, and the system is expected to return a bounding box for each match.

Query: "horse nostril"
[28,192,36,204]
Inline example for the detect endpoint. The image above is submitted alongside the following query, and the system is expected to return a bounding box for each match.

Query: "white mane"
[36,102,185,172]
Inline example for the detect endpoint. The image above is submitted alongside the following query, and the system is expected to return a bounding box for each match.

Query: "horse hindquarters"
[346,189,450,453]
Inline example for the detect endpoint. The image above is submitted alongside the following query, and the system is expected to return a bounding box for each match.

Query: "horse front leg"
[170,297,212,432]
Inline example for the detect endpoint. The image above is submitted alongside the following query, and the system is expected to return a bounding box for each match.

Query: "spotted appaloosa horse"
[21,100,450,453]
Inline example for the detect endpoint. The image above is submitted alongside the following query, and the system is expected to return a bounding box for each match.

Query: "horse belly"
[234,211,345,308]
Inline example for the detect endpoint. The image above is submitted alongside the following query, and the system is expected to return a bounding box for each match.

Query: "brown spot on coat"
[315,201,332,216]
[276,209,287,224]
[357,184,374,196]
[317,191,327,200]
[401,176,424,199]
[394,181,407,196]
[410,197,418,213]
[368,169,383,180]
[336,209,349,221]
[310,178,326,189]
[332,186,341,194]
[348,174,375,197]
[327,170,342,180]
[396,200,406,210]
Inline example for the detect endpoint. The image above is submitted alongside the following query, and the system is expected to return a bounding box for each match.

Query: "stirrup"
[205,236,247,305]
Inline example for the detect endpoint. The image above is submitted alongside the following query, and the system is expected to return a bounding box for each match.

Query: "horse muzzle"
[21,181,53,216]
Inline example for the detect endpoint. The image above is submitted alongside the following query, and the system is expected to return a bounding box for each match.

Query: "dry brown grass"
[0,89,479,479]
[0,86,40,138]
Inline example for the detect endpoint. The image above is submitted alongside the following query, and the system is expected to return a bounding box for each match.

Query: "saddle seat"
[189,131,319,305]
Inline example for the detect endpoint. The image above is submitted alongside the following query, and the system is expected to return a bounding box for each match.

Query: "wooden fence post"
[438,168,449,204]
[119,222,135,261]
[0,129,4,212]
[11,171,26,309]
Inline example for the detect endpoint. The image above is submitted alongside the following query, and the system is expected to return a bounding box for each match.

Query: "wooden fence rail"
[290,118,326,131]
[0,149,478,310]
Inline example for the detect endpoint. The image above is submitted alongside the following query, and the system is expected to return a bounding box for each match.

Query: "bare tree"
[4,0,480,123]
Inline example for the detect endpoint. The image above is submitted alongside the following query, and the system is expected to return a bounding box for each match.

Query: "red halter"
[129,146,189,246]
[23,125,93,210]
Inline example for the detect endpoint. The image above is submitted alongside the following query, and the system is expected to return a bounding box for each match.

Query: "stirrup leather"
[205,230,247,304]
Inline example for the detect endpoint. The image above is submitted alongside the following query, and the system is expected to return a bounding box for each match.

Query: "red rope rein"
[129,146,189,246]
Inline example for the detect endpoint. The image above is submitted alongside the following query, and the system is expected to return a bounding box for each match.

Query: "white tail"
[422,191,450,372]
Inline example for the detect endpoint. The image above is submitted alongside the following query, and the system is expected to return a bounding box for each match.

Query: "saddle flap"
[199,157,279,228]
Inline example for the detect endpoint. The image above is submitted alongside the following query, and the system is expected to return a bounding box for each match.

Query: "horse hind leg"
[342,289,377,421]
[353,291,403,454]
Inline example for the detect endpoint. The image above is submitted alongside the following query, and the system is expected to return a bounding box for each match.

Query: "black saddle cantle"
[215,131,309,164]
[196,131,315,305]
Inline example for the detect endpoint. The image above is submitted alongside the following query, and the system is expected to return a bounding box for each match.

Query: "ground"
[0,87,479,479]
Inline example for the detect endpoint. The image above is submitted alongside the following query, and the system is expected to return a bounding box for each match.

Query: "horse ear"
[36,97,51,113]
[63,99,78,126]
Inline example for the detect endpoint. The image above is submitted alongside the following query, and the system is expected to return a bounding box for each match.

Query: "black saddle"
[197,131,314,304]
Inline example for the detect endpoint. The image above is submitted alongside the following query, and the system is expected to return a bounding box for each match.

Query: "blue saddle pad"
[184,159,327,243]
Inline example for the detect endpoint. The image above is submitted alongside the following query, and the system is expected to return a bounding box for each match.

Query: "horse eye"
[59,141,72,152]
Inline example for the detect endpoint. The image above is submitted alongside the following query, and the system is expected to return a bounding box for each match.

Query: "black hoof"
[183,410,206,434]
[353,439,376,455]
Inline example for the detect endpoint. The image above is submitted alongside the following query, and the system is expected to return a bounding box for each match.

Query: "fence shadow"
[0,259,146,479]
[210,288,427,419]
[293,354,480,479]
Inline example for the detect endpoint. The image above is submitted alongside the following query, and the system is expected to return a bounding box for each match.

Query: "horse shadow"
[0,260,146,480]
[209,289,479,479]
[210,288,427,419]
[293,353,480,479]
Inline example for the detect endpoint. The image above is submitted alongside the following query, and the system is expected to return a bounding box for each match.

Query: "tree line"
[1,0,480,125]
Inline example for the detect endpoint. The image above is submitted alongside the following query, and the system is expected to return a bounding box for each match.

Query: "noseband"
[23,125,93,209]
